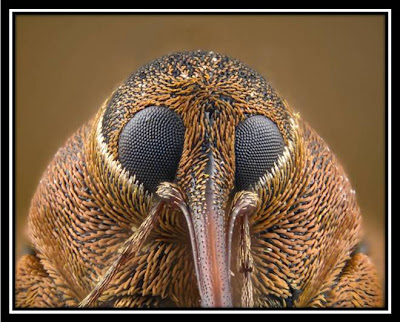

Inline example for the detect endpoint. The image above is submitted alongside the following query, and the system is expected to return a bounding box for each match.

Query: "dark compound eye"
[235,115,285,191]
[118,106,185,193]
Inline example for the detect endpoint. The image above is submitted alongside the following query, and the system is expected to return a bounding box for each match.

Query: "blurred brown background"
[15,14,386,287]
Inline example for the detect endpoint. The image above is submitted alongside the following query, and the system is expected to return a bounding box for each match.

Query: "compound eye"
[118,106,185,193]
[235,115,285,191]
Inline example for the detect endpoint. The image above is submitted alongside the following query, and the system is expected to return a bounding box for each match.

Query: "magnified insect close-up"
[15,50,383,308]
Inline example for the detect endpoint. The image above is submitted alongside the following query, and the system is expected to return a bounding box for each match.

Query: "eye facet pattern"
[118,106,185,193]
[235,115,285,191]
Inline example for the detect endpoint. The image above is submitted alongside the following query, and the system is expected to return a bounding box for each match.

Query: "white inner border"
[8,8,391,314]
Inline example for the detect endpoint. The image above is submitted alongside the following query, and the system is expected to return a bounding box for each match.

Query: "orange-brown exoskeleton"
[16,51,382,308]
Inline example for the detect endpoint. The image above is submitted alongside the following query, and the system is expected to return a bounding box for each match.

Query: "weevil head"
[88,51,353,307]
